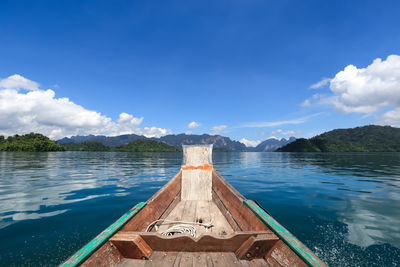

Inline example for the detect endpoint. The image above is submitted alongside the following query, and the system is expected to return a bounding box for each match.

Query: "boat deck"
[117,251,269,267]
[64,147,326,267]
[110,199,274,266]
[156,200,234,237]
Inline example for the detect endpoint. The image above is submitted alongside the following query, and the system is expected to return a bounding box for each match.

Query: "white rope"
[145,219,213,238]
[161,224,196,237]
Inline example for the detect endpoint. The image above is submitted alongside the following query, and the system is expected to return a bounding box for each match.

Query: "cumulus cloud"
[0,74,171,139]
[330,55,400,114]
[117,112,143,126]
[187,121,200,129]
[0,74,39,91]
[240,138,262,147]
[304,55,400,126]
[379,108,400,126]
[211,125,227,134]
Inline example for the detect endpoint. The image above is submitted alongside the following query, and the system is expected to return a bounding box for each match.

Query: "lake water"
[0,151,399,266]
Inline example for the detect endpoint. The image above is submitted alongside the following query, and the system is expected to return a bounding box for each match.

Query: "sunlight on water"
[0,151,399,266]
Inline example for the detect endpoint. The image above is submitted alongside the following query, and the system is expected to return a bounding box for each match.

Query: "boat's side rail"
[244,200,327,267]
[212,170,326,267]
[61,171,182,266]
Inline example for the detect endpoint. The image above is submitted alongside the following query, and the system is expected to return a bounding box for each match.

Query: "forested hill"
[112,139,180,152]
[63,139,180,152]
[277,125,400,152]
[156,134,247,151]
[59,133,247,151]
[0,133,65,152]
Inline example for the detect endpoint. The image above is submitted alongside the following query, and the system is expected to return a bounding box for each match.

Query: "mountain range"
[248,137,296,152]
[58,134,296,152]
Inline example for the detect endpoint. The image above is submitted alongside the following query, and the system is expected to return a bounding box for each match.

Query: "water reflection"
[0,152,181,229]
[213,152,400,253]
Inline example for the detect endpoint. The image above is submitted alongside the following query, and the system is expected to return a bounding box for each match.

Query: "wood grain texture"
[212,171,274,232]
[212,190,241,231]
[156,200,233,237]
[115,251,270,266]
[138,231,274,252]
[121,172,181,232]
[181,169,212,201]
[110,233,152,259]
[235,234,279,260]
[265,240,308,267]
[80,241,121,267]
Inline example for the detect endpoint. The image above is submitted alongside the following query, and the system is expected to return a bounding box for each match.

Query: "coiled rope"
[145,219,213,238]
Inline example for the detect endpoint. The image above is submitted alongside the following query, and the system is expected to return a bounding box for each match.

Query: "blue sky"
[1,1,400,145]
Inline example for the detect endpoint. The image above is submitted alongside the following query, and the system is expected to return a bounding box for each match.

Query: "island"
[0,133,65,152]
[277,125,400,152]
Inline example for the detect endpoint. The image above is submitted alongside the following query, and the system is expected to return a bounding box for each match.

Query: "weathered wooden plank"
[182,200,197,223]
[179,252,194,267]
[116,258,146,267]
[194,201,213,236]
[209,252,242,267]
[192,252,210,267]
[110,233,152,259]
[145,251,170,267]
[209,198,235,236]
[140,232,271,252]
[156,200,233,238]
[172,252,183,267]
[182,169,213,201]
[181,145,213,201]
[235,234,278,260]
[121,172,181,232]
[212,171,271,231]
[224,252,242,266]
[212,190,241,232]
[150,193,181,232]
[80,241,121,267]
[265,240,308,267]
[156,201,186,233]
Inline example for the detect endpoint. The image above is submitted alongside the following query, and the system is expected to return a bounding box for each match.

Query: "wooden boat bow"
[62,145,327,267]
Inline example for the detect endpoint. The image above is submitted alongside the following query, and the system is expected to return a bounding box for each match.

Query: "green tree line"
[0,133,65,152]
[277,125,400,152]
[0,133,180,152]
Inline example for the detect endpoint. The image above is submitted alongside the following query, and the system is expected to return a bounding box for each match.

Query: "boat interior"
[76,146,318,267]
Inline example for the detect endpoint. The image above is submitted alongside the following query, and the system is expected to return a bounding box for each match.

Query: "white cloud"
[300,99,310,107]
[0,74,171,139]
[211,125,227,134]
[329,55,400,113]
[240,138,262,147]
[305,55,400,126]
[239,113,321,128]
[309,78,331,89]
[0,74,39,91]
[117,112,143,126]
[378,108,400,126]
[187,121,200,129]
[271,129,298,136]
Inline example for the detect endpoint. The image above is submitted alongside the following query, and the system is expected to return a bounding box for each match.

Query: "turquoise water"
[0,152,399,266]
